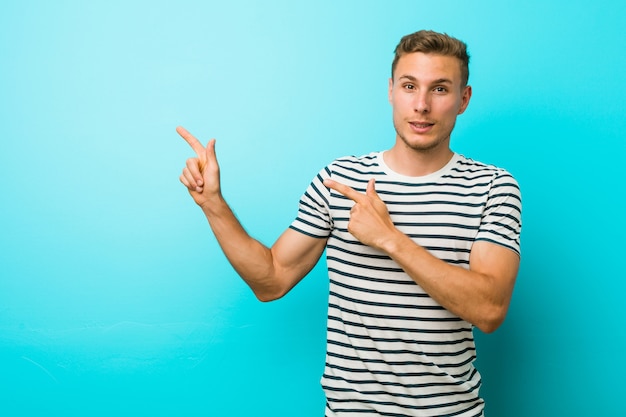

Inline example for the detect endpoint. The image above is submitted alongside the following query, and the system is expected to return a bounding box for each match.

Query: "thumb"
[204,139,218,167]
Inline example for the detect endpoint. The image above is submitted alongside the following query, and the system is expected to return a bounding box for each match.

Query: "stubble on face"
[389,53,470,157]
[393,117,456,153]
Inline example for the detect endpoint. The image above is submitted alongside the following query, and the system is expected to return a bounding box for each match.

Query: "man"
[178,30,521,417]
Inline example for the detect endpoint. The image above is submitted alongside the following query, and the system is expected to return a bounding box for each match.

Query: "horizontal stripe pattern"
[290,152,522,417]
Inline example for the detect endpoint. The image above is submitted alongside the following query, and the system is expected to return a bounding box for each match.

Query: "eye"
[403,83,416,91]
[433,86,447,93]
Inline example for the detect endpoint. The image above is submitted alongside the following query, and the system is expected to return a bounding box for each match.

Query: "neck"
[384,140,454,177]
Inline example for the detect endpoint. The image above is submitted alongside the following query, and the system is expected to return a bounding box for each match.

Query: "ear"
[388,77,393,104]
[458,85,472,115]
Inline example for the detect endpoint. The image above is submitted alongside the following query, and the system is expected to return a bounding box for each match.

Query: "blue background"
[1,1,625,415]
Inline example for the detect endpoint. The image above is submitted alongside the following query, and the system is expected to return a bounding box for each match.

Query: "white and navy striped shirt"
[290,152,522,417]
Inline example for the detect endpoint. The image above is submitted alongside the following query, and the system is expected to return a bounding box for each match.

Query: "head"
[387,30,472,158]
[391,30,470,88]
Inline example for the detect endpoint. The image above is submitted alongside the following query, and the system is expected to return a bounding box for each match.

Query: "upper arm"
[469,169,522,308]
[267,228,327,299]
[469,240,520,305]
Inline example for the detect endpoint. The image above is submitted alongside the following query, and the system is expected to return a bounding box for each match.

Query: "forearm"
[323,177,518,333]
[200,196,283,301]
[381,231,513,333]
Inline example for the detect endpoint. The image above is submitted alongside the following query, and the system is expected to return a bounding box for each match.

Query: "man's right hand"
[175,125,327,301]
[177,126,221,209]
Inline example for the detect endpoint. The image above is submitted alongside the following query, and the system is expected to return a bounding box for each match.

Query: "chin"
[400,136,446,153]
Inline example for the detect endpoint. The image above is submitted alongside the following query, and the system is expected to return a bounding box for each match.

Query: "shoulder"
[328,152,380,169]
[325,152,383,177]
[453,155,520,188]
[303,152,382,192]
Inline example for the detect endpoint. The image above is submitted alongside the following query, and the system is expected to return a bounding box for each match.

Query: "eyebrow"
[398,75,453,85]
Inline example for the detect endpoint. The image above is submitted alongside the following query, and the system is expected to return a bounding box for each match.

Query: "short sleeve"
[289,165,333,239]
[475,170,522,256]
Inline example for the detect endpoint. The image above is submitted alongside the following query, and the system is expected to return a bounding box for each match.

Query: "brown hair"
[391,30,470,87]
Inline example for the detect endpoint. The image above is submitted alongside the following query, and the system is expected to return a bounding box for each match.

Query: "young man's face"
[388,52,471,154]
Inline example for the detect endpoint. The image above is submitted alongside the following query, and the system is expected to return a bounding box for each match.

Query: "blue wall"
[1,1,624,415]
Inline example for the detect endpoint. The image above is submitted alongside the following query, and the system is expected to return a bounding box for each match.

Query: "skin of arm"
[177,126,327,301]
[324,177,519,333]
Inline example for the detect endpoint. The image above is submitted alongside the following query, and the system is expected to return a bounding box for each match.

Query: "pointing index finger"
[324,179,366,203]
[176,126,206,156]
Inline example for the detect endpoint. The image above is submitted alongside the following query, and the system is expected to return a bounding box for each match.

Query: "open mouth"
[410,121,434,128]
[409,121,435,132]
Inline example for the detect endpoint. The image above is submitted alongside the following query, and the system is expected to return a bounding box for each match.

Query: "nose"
[414,91,430,114]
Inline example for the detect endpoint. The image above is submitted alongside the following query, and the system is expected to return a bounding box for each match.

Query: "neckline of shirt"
[375,151,461,182]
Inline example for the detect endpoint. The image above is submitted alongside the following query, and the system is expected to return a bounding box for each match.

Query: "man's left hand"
[323,178,400,251]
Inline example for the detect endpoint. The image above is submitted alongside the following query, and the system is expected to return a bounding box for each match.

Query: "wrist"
[377,228,410,255]
[199,193,228,217]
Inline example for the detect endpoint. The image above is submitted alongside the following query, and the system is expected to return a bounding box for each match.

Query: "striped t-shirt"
[289,151,522,417]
